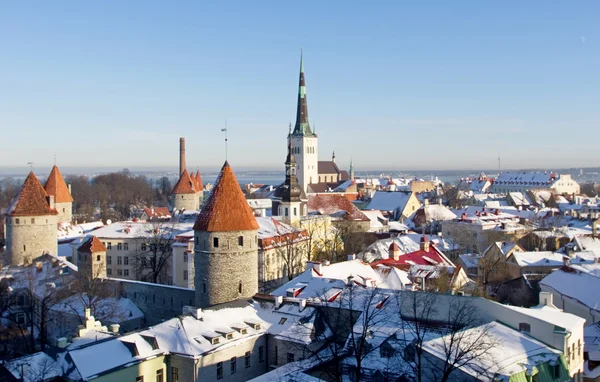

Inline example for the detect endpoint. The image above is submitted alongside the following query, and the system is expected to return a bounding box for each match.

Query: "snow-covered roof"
[540,268,600,313]
[510,251,563,267]
[4,352,62,382]
[68,333,165,380]
[422,321,563,379]
[90,220,194,239]
[501,303,585,332]
[459,253,480,269]
[366,191,414,212]
[51,295,143,322]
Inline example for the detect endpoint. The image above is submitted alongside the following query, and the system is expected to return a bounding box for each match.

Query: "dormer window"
[226,333,233,340]
[212,337,220,345]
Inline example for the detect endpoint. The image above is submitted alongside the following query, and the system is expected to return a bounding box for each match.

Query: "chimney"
[347,275,355,287]
[179,137,186,176]
[539,291,556,308]
[48,195,55,210]
[109,324,120,334]
[593,221,598,238]
[423,198,429,206]
[312,262,322,275]
[347,253,356,261]
[68,184,72,195]
[420,235,430,252]
[275,295,283,308]
[299,299,307,310]
[84,308,91,319]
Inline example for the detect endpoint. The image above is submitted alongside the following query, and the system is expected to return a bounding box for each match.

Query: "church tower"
[290,51,318,193]
[193,162,259,308]
[273,127,305,225]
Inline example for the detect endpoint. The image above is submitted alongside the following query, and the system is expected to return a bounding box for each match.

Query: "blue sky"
[1,1,598,171]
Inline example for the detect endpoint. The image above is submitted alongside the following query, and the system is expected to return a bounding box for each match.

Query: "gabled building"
[365,191,421,220]
[492,171,580,194]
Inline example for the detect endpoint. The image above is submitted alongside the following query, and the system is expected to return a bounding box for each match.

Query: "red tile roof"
[193,162,259,232]
[142,207,171,219]
[172,169,196,194]
[78,235,107,253]
[194,170,203,192]
[7,172,58,217]
[307,194,370,221]
[371,245,453,268]
[44,165,73,203]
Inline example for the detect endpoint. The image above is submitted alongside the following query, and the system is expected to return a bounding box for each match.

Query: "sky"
[1,1,599,172]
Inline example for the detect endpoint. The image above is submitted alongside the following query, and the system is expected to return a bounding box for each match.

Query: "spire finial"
[300,48,304,73]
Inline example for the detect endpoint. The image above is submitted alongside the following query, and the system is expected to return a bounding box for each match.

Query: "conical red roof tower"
[172,169,196,194]
[7,172,58,216]
[44,165,73,203]
[194,162,258,232]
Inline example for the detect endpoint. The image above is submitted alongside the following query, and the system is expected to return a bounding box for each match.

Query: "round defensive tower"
[193,161,259,307]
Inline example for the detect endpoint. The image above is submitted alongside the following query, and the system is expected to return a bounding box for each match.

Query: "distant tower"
[5,172,58,265]
[290,51,318,193]
[76,235,107,279]
[332,151,336,163]
[193,162,259,308]
[44,165,73,223]
[349,158,355,180]
[273,130,305,225]
[172,169,200,211]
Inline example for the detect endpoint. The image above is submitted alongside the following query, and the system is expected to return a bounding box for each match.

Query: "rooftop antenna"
[221,121,228,161]
[27,162,34,171]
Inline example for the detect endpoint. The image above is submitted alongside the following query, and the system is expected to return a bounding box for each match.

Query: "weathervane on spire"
[221,121,228,161]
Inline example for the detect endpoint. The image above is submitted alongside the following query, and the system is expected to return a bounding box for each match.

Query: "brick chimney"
[179,137,186,176]
[420,235,430,252]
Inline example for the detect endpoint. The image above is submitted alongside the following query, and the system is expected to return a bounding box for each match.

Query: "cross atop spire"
[292,50,315,137]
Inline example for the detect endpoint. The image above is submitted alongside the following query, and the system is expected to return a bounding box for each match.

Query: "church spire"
[292,49,314,137]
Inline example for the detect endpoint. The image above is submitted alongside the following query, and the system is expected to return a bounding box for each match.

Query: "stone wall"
[174,193,201,211]
[112,278,195,325]
[55,201,72,223]
[194,229,259,307]
[5,214,58,265]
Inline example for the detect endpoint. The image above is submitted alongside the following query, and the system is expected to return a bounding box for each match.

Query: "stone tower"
[290,51,318,193]
[193,161,259,308]
[76,235,107,279]
[5,172,58,265]
[273,128,306,226]
[349,158,355,180]
[44,165,73,223]
[172,169,201,211]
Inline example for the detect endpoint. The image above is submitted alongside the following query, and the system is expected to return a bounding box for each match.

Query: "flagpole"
[221,121,228,161]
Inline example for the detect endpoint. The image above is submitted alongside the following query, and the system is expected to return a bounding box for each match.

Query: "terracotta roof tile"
[44,165,73,203]
[7,172,58,217]
[194,170,203,191]
[193,162,259,232]
[143,207,171,219]
[172,169,196,194]
[78,235,107,253]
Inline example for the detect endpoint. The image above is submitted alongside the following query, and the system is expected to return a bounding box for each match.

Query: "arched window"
[239,281,243,294]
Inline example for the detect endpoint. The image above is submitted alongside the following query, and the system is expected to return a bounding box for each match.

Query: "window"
[380,345,395,358]
[15,218,19,224]
[171,367,179,382]
[184,253,188,262]
[117,269,123,276]
[124,243,129,251]
[136,377,144,382]
[214,237,219,248]
[203,283,207,293]
[518,322,531,333]
[216,362,223,379]
[117,243,123,251]
[554,363,560,378]
[259,346,264,362]
[294,207,297,216]
[23,245,26,251]
[124,256,129,265]
[31,218,35,224]
[95,255,100,261]
[183,270,188,280]
[285,208,288,216]
[287,353,295,363]
[230,357,237,374]
[117,256,122,265]
[141,243,147,251]
[107,242,112,250]
[156,369,163,382]
[124,269,129,276]
[279,317,287,325]
[239,281,243,294]
[15,312,26,325]
[275,346,278,365]
[245,351,251,368]
[107,269,112,276]
[238,236,244,246]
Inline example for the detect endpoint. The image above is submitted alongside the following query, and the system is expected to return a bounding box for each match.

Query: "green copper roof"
[292,50,316,137]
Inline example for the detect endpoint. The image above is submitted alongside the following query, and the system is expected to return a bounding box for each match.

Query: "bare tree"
[399,292,497,382]
[276,233,308,283]
[131,222,174,284]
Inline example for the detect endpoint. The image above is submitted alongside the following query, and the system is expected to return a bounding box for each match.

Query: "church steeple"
[292,50,315,137]
[278,124,302,203]
[350,158,355,180]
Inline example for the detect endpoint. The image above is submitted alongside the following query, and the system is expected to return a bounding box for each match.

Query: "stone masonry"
[194,230,259,308]
[5,214,58,265]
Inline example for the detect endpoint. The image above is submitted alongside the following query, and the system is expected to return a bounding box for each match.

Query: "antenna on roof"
[27,162,34,171]
[221,121,228,161]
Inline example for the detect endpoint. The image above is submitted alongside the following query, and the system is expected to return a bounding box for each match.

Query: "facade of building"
[193,161,260,308]
[4,172,59,266]
[272,133,307,226]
